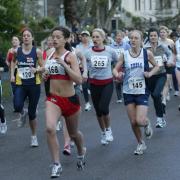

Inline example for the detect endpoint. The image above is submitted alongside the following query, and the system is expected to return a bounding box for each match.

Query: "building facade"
[121,0,180,22]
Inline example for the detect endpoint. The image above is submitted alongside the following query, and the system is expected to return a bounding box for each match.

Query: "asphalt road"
[0,87,180,180]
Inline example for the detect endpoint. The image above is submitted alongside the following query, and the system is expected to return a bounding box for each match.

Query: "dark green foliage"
[39,17,56,30]
[0,0,23,38]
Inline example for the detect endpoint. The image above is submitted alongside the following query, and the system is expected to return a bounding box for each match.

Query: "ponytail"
[65,42,72,52]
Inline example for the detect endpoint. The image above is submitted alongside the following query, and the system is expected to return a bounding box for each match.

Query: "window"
[112,19,116,30]
[149,0,152,10]
[138,0,141,10]
[164,0,171,8]
[135,0,137,10]
[156,0,163,10]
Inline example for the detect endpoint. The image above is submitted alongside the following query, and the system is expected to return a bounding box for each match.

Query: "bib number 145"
[128,77,145,90]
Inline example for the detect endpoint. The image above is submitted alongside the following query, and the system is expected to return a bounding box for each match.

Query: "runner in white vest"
[113,30,159,155]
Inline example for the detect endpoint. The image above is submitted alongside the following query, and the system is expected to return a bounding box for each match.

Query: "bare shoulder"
[146,49,154,61]
[147,49,153,56]
[167,38,174,45]
[66,51,76,62]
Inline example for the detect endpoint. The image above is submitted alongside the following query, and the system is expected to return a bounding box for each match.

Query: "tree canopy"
[64,0,121,31]
[0,0,22,38]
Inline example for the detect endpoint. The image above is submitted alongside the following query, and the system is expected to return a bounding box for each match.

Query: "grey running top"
[85,46,118,80]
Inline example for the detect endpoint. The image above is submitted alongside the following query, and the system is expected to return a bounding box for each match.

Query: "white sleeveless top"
[175,39,180,68]
[45,50,70,76]
[123,49,146,94]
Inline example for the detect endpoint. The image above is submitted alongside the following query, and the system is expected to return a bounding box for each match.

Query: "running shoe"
[56,121,62,131]
[166,92,170,101]
[50,163,62,178]
[156,117,166,128]
[31,135,39,147]
[63,145,71,156]
[116,99,123,103]
[70,140,75,147]
[174,91,179,96]
[0,121,7,134]
[144,119,153,139]
[106,129,114,142]
[77,147,86,171]
[85,102,91,111]
[156,117,163,128]
[101,132,108,145]
[17,109,28,127]
[87,89,91,95]
[162,117,167,127]
[134,141,147,155]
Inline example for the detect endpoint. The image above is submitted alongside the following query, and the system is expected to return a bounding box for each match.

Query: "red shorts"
[46,94,80,117]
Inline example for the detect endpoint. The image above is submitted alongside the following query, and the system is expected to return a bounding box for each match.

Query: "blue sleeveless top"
[16,47,40,85]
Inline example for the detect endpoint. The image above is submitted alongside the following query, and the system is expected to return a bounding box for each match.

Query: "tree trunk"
[64,0,80,28]
[104,0,121,29]
[96,3,101,28]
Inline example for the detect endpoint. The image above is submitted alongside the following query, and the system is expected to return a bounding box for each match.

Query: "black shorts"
[165,66,174,74]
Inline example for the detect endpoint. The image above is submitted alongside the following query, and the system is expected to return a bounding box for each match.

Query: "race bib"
[149,56,163,67]
[114,48,124,57]
[45,59,65,75]
[18,67,34,79]
[128,77,145,90]
[154,56,163,66]
[91,56,108,68]
[148,62,153,68]
[177,54,180,62]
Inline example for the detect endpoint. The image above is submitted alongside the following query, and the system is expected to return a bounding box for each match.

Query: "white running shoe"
[174,91,179,96]
[85,102,91,111]
[166,92,170,101]
[156,117,166,128]
[17,109,28,127]
[156,117,163,128]
[162,117,167,127]
[116,99,123,103]
[134,141,147,155]
[101,132,108,145]
[50,163,62,178]
[87,89,91,95]
[77,147,86,170]
[31,135,39,147]
[56,121,62,131]
[144,119,153,139]
[106,129,114,142]
[0,121,7,134]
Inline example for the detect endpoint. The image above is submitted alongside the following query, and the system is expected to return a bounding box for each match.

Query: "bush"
[126,11,132,17]
[0,37,11,57]
[39,17,56,30]
[34,31,51,47]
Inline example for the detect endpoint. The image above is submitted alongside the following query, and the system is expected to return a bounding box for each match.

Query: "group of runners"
[0,24,179,178]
